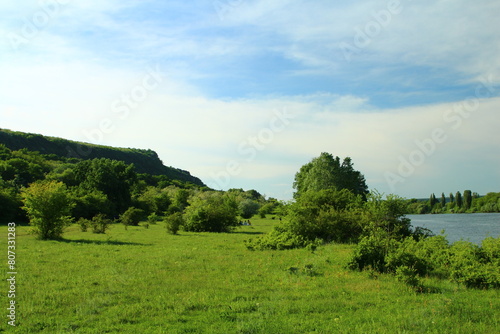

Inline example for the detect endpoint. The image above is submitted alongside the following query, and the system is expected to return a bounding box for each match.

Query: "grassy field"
[1,217,499,333]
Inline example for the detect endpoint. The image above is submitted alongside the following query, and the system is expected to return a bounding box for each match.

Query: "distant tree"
[21,180,74,240]
[455,191,463,208]
[293,153,368,199]
[429,193,438,207]
[449,193,455,203]
[463,190,472,210]
[183,192,238,232]
[440,193,446,207]
[239,199,260,219]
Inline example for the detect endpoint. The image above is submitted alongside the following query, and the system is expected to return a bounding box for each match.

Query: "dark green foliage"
[293,153,368,200]
[183,192,239,233]
[455,191,463,208]
[463,190,472,210]
[120,207,145,227]
[73,159,137,215]
[164,212,184,235]
[0,183,22,224]
[440,193,446,207]
[429,193,438,207]
[0,128,205,186]
[71,187,111,220]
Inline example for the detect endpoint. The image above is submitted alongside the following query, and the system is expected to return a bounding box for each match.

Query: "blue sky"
[1,0,499,200]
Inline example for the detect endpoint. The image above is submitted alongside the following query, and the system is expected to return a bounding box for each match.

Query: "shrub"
[78,218,90,232]
[165,212,183,235]
[120,207,144,227]
[449,239,500,289]
[245,223,322,251]
[183,192,238,233]
[90,214,112,234]
[21,180,74,240]
[395,266,421,290]
[147,212,160,225]
[346,235,393,272]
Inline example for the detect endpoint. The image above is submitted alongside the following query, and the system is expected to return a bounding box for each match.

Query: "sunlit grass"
[1,217,499,333]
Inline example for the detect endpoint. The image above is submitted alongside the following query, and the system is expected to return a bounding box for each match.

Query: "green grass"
[1,217,499,333]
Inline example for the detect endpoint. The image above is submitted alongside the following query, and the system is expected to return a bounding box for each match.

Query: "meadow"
[1,217,499,333]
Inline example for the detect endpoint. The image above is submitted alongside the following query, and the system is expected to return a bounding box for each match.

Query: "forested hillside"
[0,128,204,186]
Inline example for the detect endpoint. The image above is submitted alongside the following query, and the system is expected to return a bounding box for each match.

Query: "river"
[407,213,500,245]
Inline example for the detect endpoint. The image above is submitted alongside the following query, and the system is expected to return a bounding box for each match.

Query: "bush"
[90,214,112,234]
[165,212,183,235]
[245,223,322,251]
[78,218,90,232]
[395,266,421,290]
[346,235,392,272]
[120,207,144,227]
[183,192,238,233]
[147,212,160,225]
[21,180,74,240]
[449,239,500,289]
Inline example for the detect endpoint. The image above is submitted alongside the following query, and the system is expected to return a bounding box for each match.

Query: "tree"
[120,207,144,227]
[429,193,438,207]
[183,192,238,232]
[239,199,260,219]
[463,190,472,210]
[73,158,137,215]
[293,153,368,199]
[21,180,74,240]
[455,191,463,208]
[449,193,454,204]
[440,193,446,208]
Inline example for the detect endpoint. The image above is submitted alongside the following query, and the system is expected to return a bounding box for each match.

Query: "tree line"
[406,190,500,214]
[0,144,281,238]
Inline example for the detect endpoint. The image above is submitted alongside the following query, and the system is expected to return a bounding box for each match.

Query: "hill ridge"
[0,128,205,187]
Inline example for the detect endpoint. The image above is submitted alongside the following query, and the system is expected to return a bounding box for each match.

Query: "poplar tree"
[455,191,463,208]
[441,193,446,207]
[463,190,472,210]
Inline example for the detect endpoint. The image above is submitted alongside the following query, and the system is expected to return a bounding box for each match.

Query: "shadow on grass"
[59,238,152,246]
[232,231,264,235]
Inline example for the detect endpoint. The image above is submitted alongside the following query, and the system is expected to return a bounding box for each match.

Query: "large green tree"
[293,153,368,199]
